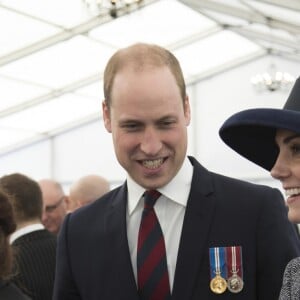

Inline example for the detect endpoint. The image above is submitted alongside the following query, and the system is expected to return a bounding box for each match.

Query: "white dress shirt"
[126,157,193,290]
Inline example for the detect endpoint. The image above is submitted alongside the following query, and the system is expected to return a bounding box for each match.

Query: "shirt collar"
[127,156,193,215]
[10,223,45,244]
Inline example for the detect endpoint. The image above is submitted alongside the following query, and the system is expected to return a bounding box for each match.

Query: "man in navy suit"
[53,43,300,300]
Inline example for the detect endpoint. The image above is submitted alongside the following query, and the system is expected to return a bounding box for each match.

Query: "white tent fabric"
[0,0,299,190]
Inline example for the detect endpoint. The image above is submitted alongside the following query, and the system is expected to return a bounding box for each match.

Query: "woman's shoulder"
[285,257,300,274]
[279,257,300,300]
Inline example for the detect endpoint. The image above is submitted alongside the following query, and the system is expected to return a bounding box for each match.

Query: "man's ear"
[102,100,112,133]
[184,95,191,126]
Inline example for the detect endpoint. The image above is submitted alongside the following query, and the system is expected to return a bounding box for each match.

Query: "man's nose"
[140,128,162,155]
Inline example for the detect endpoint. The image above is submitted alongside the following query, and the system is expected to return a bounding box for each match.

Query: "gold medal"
[227,274,244,293]
[210,274,227,294]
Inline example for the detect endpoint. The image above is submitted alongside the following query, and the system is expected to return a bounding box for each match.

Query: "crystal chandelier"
[251,64,295,92]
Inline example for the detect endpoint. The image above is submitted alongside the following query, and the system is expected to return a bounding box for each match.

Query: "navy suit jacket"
[53,157,300,300]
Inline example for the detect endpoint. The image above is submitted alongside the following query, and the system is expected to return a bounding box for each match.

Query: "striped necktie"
[137,190,171,300]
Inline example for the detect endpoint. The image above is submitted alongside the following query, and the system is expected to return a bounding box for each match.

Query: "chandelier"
[82,0,143,17]
[251,64,295,92]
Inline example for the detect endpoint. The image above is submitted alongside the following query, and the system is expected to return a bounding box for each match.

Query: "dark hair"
[0,189,16,280]
[0,173,43,223]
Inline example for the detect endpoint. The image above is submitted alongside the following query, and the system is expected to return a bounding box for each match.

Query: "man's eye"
[122,123,140,130]
[160,120,175,127]
[126,124,137,128]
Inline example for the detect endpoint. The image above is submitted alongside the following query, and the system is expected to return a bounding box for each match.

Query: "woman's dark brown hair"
[0,189,16,280]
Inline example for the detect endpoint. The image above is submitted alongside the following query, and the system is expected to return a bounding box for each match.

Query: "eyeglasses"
[44,196,64,213]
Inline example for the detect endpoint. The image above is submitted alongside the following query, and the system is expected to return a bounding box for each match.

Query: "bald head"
[68,175,110,212]
[39,179,65,199]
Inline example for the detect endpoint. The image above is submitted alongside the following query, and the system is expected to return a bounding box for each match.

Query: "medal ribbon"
[226,246,243,277]
[209,247,227,279]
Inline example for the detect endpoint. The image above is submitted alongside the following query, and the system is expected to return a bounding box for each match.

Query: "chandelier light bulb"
[251,65,295,92]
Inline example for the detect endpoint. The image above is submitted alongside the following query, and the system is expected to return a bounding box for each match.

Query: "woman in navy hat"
[219,77,300,300]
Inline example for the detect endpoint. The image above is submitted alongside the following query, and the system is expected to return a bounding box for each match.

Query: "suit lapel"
[172,158,216,300]
[104,183,139,299]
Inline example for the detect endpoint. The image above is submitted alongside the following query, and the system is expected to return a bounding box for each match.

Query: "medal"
[209,247,227,294]
[227,272,244,293]
[226,246,244,293]
[210,273,227,294]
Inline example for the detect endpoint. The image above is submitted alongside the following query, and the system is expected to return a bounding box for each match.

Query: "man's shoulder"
[190,155,278,195]
[12,229,57,259]
[212,171,282,203]
[68,184,126,221]
[13,229,56,245]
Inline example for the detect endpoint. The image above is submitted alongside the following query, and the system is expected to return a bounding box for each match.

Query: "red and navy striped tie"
[137,190,171,300]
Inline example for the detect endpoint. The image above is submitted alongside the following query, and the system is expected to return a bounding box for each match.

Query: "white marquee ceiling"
[0,0,299,155]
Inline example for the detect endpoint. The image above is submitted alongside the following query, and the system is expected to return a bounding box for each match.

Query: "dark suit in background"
[54,157,300,300]
[12,229,56,300]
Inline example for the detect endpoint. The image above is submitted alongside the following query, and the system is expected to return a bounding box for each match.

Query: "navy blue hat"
[219,77,300,171]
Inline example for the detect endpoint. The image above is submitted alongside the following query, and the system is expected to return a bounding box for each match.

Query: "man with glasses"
[39,179,67,235]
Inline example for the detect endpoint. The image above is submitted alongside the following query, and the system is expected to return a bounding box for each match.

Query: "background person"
[67,174,110,212]
[38,179,67,235]
[219,76,300,300]
[53,43,300,300]
[0,189,31,300]
[0,173,57,300]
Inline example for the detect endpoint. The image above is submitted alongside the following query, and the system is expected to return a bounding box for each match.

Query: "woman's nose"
[270,154,290,180]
